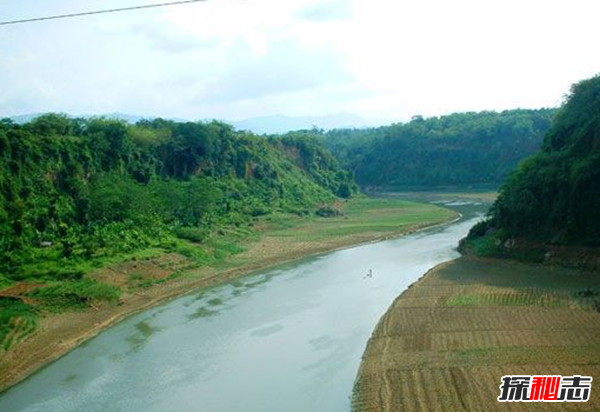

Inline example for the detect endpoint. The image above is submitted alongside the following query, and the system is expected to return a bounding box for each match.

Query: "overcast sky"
[1,0,599,122]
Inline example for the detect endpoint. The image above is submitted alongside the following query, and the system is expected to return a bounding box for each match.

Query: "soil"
[353,256,600,412]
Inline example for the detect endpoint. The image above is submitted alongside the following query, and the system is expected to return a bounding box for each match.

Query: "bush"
[316,205,342,217]
[175,226,209,243]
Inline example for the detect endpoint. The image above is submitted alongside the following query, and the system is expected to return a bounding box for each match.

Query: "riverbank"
[0,198,457,394]
[352,255,600,411]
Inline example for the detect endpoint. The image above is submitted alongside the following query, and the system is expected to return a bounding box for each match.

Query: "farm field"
[353,256,600,412]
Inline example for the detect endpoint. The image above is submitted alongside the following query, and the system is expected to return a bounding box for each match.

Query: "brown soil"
[353,256,600,412]
[90,253,191,288]
[0,283,44,305]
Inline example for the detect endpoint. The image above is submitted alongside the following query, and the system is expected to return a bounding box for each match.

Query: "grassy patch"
[29,280,121,311]
[263,198,457,243]
[127,272,153,290]
[0,298,38,351]
[0,274,13,291]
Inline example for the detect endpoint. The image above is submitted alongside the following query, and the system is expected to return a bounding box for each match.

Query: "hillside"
[0,114,356,316]
[320,109,556,189]
[463,75,600,257]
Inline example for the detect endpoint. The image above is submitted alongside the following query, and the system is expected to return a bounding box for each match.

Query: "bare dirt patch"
[90,253,190,289]
[0,283,44,305]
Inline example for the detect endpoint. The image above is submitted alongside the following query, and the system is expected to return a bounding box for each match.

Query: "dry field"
[354,256,600,412]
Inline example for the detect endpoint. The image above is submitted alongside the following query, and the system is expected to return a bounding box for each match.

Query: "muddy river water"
[0,200,487,412]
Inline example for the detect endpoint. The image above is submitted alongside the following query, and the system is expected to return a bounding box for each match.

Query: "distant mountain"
[7,113,45,124]
[6,112,188,125]
[6,112,381,134]
[230,113,379,135]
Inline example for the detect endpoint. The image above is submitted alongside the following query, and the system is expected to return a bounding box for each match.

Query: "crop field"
[353,256,600,412]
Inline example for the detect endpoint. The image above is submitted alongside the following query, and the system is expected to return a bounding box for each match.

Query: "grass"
[0,275,13,290]
[380,191,498,203]
[15,247,167,284]
[354,255,600,412]
[259,198,457,242]
[28,280,121,311]
[210,198,457,274]
[0,299,38,351]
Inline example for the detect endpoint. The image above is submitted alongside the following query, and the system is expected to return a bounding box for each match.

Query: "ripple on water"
[250,324,284,337]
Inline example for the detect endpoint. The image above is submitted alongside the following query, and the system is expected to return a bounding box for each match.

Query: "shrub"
[175,226,209,243]
[316,205,342,217]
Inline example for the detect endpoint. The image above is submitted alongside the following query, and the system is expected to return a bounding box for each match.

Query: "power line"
[0,0,211,26]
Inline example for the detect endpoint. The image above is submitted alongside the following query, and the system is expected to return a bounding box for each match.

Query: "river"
[0,200,487,412]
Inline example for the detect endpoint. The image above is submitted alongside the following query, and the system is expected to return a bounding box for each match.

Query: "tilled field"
[353,256,600,412]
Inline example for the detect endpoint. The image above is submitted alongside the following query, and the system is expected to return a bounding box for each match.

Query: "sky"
[1,0,600,122]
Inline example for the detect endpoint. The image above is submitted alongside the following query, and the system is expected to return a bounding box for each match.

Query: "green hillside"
[0,114,356,290]
[464,75,600,252]
[320,109,556,189]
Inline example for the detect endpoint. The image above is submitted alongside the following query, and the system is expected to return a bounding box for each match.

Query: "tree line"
[318,109,557,189]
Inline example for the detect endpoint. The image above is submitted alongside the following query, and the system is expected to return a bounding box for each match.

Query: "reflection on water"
[0,201,488,412]
[187,306,219,320]
[207,298,223,306]
[241,272,276,289]
[125,320,161,352]
[250,323,284,337]
[63,374,78,383]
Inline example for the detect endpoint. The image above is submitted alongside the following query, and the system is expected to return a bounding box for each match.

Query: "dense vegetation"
[464,75,600,254]
[319,109,556,189]
[0,115,356,348]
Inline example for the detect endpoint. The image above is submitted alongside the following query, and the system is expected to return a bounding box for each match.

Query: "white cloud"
[296,0,352,21]
[194,38,352,103]
[1,0,599,121]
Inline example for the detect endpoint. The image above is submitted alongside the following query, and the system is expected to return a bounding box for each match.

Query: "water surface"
[0,201,486,412]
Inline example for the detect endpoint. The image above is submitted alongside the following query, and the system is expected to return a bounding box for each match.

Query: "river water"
[0,200,487,412]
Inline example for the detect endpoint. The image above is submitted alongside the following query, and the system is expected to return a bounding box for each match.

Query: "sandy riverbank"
[352,255,600,412]
[0,199,458,394]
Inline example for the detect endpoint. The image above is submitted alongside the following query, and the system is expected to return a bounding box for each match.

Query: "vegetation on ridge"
[0,115,357,349]
[463,75,600,257]
[318,109,556,189]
